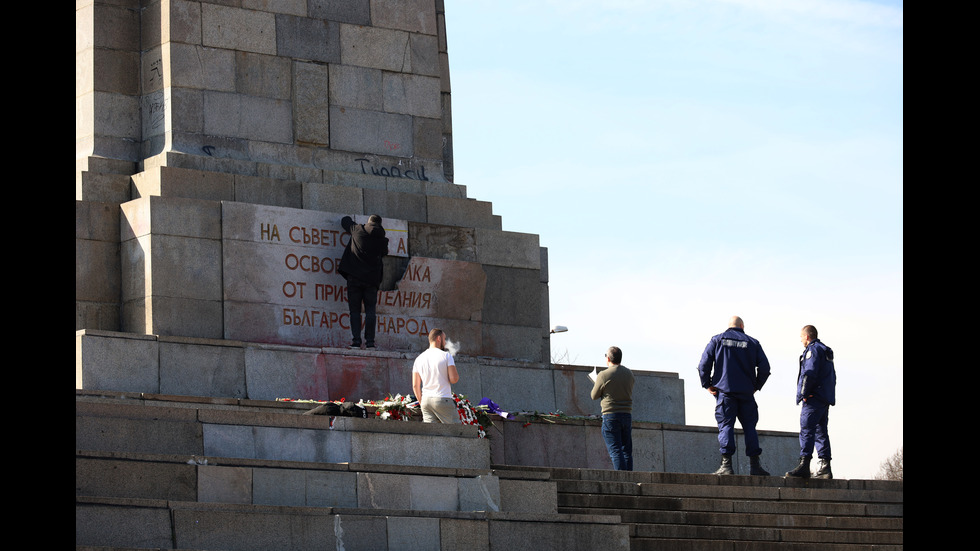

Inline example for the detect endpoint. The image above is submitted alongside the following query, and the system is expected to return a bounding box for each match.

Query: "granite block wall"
[78,0,454,180]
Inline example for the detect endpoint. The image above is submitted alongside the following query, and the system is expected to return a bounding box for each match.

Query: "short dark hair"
[802,325,818,340]
[368,214,382,225]
[606,346,622,364]
[428,328,444,343]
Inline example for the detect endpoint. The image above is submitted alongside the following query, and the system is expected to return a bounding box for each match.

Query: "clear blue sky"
[445,0,903,479]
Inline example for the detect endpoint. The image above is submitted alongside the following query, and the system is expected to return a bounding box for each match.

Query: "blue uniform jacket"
[797,339,836,405]
[697,328,771,395]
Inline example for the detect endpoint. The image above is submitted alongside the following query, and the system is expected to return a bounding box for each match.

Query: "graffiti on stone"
[355,157,430,181]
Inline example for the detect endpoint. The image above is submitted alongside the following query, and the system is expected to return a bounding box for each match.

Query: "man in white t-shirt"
[412,328,460,423]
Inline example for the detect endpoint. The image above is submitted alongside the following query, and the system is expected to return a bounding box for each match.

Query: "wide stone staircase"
[75,390,902,550]
[536,467,903,550]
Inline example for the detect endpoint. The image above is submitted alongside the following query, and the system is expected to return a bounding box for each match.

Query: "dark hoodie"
[339,215,389,287]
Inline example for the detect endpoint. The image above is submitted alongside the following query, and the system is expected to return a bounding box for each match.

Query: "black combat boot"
[814,458,833,479]
[749,455,770,476]
[784,456,811,478]
[713,454,734,475]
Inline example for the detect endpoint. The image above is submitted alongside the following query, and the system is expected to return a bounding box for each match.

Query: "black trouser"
[346,278,378,345]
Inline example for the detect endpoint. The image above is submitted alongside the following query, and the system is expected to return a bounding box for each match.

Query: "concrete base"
[488,416,800,477]
[76,496,629,551]
[76,329,687,424]
[75,390,897,551]
[76,390,629,550]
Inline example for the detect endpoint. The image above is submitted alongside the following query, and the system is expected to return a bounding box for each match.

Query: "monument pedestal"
[75,1,799,482]
[76,329,686,425]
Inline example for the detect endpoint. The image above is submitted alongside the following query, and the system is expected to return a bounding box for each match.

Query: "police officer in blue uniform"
[785,325,836,479]
[697,316,772,476]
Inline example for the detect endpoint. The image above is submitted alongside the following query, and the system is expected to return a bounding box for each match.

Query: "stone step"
[75,391,489,470]
[75,495,628,551]
[75,391,628,550]
[76,392,900,550]
[555,479,904,510]
[507,465,902,492]
[629,539,903,551]
[76,393,559,515]
[557,492,903,545]
[560,506,901,544]
[76,449,520,514]
[494,465,903,549]
[558,495,901,528]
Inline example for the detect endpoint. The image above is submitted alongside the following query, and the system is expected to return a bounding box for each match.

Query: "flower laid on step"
[515,410,602,427]
[279,394,494,439]
[358,394,415,421]
[454,393,489,438]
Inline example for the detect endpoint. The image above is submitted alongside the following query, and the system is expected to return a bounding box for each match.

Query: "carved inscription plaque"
[222,203,486,350]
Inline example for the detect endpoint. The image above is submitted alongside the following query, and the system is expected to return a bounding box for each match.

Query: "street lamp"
[550,325,568,334]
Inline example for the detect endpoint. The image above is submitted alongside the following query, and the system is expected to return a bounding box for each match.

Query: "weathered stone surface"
[426,195,496,230]
[132,166,236,201]
[160,338,247,398]
[201,4,276,55]
[76,456,197,501]
[363,188,427,223]
[481,266,541,327]
[203,423,353,463]
[371,0,438,35]
[387,517,441,550]
[413,115,444,159]
[338,24,411,72]
[293,61,332,146]
[408,222,477,262]
[482,324,544,362]
[76,330,160,393]
[275,15,339,64]
[441,519,491,551]
[76,502,173,549]
[308,0,371,25]
[303,181,364,212]
[384,73,442,118]
[244,345,329,401]
[329,64,383,111]
[76,201,121,308]
[204,92,294,144]
[475,228,540,269]
[235,52,291,100]
[235,174,304,208]
[167,43,236,92]
[351,431,489,470]
[330,106,414,158]
[198,465,252,505]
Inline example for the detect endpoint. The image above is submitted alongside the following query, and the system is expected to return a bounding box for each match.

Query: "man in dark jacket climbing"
[339,214,388,348]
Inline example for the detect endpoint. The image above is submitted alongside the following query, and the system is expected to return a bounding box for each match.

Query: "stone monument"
[76,0,690,427]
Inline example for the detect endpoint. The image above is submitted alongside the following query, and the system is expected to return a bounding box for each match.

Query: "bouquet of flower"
[358,394,416,421]
[454,393,490,438]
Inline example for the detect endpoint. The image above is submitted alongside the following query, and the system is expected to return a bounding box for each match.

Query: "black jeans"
[346,278,378,345]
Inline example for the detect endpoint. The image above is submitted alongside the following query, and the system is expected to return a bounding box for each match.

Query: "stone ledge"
[76,390,482,439]
[75,495,623,525]
[77,330,688,422]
